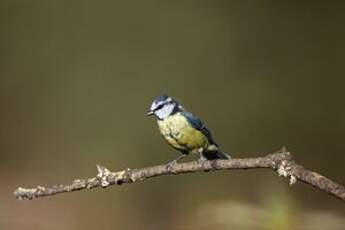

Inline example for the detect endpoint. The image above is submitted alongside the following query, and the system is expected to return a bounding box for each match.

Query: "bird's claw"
[198,156,209,168]
[166,160,177,171]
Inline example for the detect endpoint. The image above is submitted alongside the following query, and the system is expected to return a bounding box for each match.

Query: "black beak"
[147,111,154,116]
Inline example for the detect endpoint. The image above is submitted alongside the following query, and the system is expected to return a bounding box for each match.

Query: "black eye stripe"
[155,104,164,111]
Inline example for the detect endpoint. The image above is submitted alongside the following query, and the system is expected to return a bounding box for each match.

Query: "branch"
[13,148,345,202]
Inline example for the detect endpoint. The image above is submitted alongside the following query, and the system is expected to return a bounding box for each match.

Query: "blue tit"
[147,95,230,165]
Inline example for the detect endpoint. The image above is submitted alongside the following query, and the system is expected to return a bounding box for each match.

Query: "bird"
[147,95,230,166]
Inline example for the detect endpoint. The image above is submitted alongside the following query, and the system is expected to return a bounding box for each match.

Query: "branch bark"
[13,148,345,202]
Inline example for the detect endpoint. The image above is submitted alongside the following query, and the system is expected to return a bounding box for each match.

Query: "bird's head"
[147,95,182,119]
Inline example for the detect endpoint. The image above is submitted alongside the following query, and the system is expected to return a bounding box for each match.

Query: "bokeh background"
[1,1,344,229]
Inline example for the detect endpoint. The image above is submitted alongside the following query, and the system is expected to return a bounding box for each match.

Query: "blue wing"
[181,111,218,146]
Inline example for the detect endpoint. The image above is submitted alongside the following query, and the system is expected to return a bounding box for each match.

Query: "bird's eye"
[155,104,164,111]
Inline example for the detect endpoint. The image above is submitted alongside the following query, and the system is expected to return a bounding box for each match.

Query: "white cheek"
[155,110,163,119]
[155,104,174,119]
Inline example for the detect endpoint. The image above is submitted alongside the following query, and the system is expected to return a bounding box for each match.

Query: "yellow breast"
[157,113,207,152]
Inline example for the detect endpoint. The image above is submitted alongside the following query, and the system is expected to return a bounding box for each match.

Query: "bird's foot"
[165,154,186,171]
[198,149,209,168]
[198,156,210,169]
[165,160,178,171]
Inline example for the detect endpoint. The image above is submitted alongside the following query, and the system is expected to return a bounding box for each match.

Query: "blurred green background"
[1,1,344,229]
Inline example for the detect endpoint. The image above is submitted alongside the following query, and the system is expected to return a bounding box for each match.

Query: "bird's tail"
[202,150,231,160]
